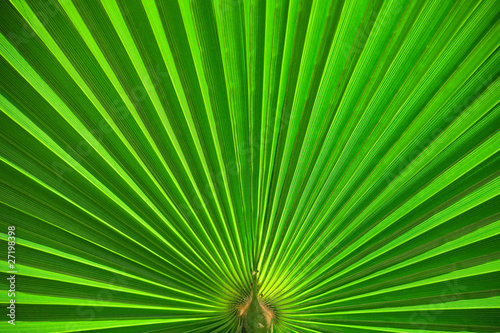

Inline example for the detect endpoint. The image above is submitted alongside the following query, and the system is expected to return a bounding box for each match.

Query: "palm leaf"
[0,0,499,332]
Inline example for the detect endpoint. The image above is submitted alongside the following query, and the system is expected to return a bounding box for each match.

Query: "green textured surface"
[0,0,499,332]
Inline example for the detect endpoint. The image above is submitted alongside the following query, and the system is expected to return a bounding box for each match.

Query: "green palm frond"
[1,0,499,332]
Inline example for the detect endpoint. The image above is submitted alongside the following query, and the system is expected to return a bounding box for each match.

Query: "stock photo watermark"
[409,279,468,331]
[6,225,16,326]
[64,267,133,332]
